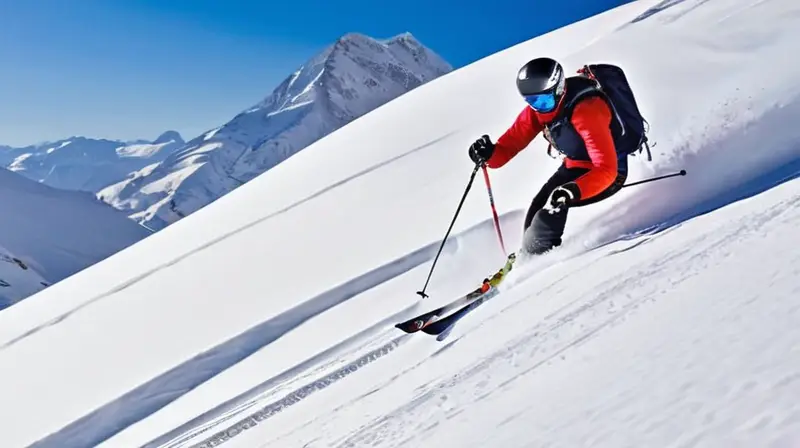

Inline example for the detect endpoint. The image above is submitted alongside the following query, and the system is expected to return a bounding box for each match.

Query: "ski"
[421,253,517,340]
[394,282,491,333]
[420,285,500,337]
[395,253,516,334]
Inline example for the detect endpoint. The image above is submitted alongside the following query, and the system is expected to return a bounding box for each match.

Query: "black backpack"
[576,63,652,160]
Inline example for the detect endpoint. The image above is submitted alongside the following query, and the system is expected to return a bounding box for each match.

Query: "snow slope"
[2,0,800,447]
[0,168,152,309]
[0,131,185,194]
[100,32,452,231]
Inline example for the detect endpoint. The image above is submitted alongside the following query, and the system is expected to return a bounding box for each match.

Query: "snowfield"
[2,0,800,447]
[0,168,151,308]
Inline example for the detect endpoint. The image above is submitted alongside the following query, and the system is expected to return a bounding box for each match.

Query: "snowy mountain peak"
[384,31,417,43]
[153,130,184,145]
[102,32,453,230]
[253,31,451,118]
[381,31,427,53]
[336,31,374,45]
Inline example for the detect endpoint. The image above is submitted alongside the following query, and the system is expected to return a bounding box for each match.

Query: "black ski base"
[394,284,489,333]
[421,286,500,337]
[396,252,516,337]
[394,307,445,333]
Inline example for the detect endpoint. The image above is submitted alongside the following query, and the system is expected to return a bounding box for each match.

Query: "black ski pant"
[521,164,627,255]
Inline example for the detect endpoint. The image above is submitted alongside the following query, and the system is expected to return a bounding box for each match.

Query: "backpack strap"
[643,140,653,161]
[546,143,556,159]
[561,83,629,144]
[575,66,628,138]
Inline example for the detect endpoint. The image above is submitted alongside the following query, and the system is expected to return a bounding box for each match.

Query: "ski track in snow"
[631,0,711,24]
[147,325,405,448]
[181,335,409,448]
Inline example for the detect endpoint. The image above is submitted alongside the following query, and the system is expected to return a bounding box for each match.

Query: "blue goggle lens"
[524,93,557,112]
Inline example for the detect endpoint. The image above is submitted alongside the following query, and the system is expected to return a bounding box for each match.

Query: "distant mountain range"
[0,130,185,194]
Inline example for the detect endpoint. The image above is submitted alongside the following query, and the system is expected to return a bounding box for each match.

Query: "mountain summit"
[152,130,185,146]
[99,32,452,230]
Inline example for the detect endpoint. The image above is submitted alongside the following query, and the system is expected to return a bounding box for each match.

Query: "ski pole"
[622,169,686,188]
[416,162,481,299]
[481,163,507,256]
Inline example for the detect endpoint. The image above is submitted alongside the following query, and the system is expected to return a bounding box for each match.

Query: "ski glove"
[549,182,581,212]
[469,135,495,164]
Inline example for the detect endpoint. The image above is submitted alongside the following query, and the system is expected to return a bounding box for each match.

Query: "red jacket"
[486,97,617,200]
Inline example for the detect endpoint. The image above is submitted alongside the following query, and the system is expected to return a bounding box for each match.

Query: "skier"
[401,59,656,336]
[468,57,635,256]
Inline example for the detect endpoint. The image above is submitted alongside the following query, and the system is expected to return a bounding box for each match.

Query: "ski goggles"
[524,92,557,113]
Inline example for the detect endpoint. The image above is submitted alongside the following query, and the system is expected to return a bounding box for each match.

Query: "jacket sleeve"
[570,97,618,199]
[486,107,542,168]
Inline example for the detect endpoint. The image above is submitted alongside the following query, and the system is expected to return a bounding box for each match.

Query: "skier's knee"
[522,208,568,256]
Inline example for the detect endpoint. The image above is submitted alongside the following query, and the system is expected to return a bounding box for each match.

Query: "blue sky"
[0,0,632,146]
